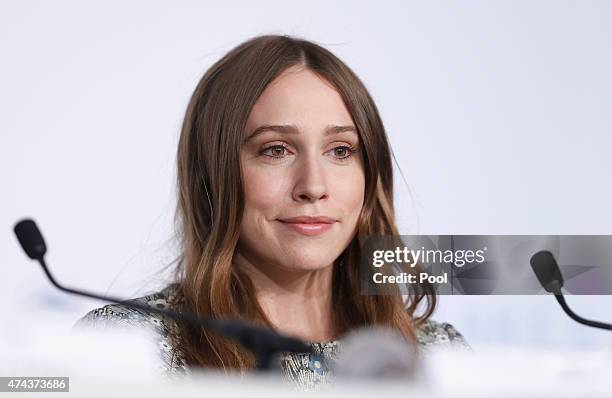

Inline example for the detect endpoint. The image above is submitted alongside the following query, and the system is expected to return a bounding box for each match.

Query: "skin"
[235,64,365,342]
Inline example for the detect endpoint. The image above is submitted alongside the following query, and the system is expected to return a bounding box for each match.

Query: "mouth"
[276,216,337,236]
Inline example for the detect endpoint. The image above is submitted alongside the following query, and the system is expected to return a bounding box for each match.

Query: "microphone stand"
[554,294,612,331]
[530,250,612,332]
[14,219,313,371]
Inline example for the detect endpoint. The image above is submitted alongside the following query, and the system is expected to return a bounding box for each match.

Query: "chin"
[278,252,339,272]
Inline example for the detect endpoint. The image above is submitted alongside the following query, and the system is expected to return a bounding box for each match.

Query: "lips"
[277,215,337,236]
[278,216,336,224]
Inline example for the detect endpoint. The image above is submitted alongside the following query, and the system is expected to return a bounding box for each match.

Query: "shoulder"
[74,284,188,374]
[415,318,471,350]
[74,284,177,330]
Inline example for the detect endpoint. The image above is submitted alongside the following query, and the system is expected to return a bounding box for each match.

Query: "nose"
[292,154,328,203]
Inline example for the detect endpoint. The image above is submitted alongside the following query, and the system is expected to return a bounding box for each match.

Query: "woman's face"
[238,65,365,274]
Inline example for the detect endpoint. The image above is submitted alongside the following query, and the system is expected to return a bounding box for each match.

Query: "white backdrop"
[1,0,611,350]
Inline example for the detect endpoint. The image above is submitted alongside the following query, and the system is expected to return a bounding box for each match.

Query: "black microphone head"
[530,250,564,293]
[14,218,47,260]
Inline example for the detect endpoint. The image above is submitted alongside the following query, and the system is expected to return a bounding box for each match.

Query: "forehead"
[246,66,354,128]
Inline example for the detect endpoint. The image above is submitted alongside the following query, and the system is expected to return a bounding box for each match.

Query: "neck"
[234,251,337,343]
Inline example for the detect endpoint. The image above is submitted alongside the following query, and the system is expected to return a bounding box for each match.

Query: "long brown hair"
[173,34,436,371]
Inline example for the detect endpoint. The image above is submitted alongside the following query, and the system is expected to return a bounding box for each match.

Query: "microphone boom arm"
[554,293,612,331]
[14,218,312,371]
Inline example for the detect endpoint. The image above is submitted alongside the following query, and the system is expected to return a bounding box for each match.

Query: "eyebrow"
[245,124,357,142]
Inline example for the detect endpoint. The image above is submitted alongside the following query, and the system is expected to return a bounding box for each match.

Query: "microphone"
[530,250,565,294]
[13,218,313,370]
[333,327,422,381]
[530,250,612,331]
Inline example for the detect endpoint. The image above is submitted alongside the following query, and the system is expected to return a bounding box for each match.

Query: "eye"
[328,145,357,161]
[260,144,291,159]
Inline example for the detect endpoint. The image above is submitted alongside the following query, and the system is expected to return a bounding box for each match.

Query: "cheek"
[335,166,366,217]
[241,165,289,220]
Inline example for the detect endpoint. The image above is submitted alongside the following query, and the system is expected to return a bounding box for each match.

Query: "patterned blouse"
[74,284,470,390]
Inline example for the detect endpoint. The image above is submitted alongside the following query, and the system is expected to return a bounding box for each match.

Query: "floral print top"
[74,284,470,390]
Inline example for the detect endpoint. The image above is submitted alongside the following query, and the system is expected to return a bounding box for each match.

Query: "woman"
[76,34,469,389]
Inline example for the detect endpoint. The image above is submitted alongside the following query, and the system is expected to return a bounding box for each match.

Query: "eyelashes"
[259,143,358,162]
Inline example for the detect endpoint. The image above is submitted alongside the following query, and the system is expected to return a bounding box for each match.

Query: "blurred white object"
[1,314,611,397]
[0,315,160,382]
[423,343,612,397]
[333,327,423,382]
